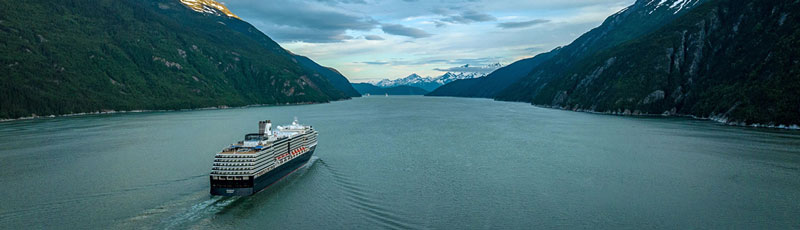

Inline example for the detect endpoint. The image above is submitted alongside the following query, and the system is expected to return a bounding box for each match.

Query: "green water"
[1,96,799,229]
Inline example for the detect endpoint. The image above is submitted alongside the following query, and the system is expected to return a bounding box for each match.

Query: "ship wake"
[317,159,426,229]
[150,157,323,229]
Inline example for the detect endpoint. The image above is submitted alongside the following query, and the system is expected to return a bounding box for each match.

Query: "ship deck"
[220,148,259,154]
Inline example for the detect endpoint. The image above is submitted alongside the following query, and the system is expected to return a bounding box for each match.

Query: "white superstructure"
[210,118,318,181]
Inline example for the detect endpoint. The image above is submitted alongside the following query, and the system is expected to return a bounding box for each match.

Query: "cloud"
[381,24,433,38]
[360,61,390,65]
[364,35,385,40]
[232,0,635,82]
[434,64,502,74]
[497,19,550,29]
[225,0,377,43]
[359,57,503,66]
[441,10,497,24]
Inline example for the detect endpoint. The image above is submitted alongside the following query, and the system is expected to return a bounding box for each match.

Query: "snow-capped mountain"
[374,72,486,91]
[375,74,426,88]
[435,72,488,85]
[373,64,502,91]
[643,0,702,14]
[179,0,240,19]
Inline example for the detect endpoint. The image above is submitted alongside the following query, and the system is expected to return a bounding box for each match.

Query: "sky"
[222,0,635,83]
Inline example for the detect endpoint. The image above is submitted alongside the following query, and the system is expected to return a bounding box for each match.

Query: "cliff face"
[0,0,351,119]
[496,0,706,102]
[531,0,800,126]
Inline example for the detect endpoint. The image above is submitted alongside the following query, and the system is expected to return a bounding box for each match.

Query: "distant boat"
[385,93,388,97]
[364,93,370,97]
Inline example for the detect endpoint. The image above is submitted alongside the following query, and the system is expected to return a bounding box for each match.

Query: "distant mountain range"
[351,83,429,96]
[0,0,359,119]
[373,64,501,91]
[427,53,558,98]
[429,0,799,126]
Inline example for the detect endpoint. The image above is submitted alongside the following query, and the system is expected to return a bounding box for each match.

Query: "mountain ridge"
[0,0,353,119]
[496,0,707,102]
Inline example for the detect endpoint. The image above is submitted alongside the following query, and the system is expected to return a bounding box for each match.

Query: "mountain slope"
[351,83,428,95]
[290,54,361,98]
[427,50,559,98]
[529,0,800,125]
[0,0,350,119]
[496,0,705,102]
[209,12,360,98]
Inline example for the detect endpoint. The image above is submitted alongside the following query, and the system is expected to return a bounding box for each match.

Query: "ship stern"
[210,176,255,196]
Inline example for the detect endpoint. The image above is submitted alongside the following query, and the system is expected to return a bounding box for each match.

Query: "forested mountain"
[429,0,799,125]
[527,0,800,125]
[496,0,706,102]
[0,0,354,119]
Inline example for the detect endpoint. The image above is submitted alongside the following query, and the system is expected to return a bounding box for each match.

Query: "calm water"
[1,96,799,229]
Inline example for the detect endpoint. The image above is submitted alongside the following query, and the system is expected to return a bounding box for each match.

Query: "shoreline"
[5,96,798,131]
[527,103,800,131]
[0,99,346,123]
[426,95,800,130]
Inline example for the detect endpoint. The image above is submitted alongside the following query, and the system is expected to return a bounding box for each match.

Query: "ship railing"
[211,171,253,175]
[212,167,253,171]
[213,161,254,165]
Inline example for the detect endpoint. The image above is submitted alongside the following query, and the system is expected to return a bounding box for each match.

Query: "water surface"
[1,96,799,229]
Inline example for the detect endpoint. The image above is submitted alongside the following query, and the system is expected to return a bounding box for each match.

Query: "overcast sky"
[223,0,634,82]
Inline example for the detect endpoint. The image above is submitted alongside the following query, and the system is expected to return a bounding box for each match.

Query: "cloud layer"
[498,19,551,29]
[223,0,634,81]
[381,24,432,38]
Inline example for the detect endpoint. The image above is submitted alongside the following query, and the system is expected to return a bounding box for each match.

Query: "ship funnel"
[258,120,273,135]
[258,120,267,135]
[266,120,272,135]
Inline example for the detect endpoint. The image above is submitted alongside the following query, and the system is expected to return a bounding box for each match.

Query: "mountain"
[375,74,441,91]
[351,83,429,95]
[375,69,493,92]
[525,0,800,125]
[183,1,360,99]
[496,0,706,102]
[0,0,354,119]
[427,51,559,98]
[178,0,359,98]
[429,0,704,100]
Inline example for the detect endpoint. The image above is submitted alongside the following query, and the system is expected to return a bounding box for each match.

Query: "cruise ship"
[210,118,317,196]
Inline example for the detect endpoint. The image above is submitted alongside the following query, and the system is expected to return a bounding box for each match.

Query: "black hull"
[210,146,315,196]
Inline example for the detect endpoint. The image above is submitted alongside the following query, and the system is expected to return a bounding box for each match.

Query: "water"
[1,96,799,229]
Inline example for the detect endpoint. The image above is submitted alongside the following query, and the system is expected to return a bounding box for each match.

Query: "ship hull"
[210,146,315,196]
